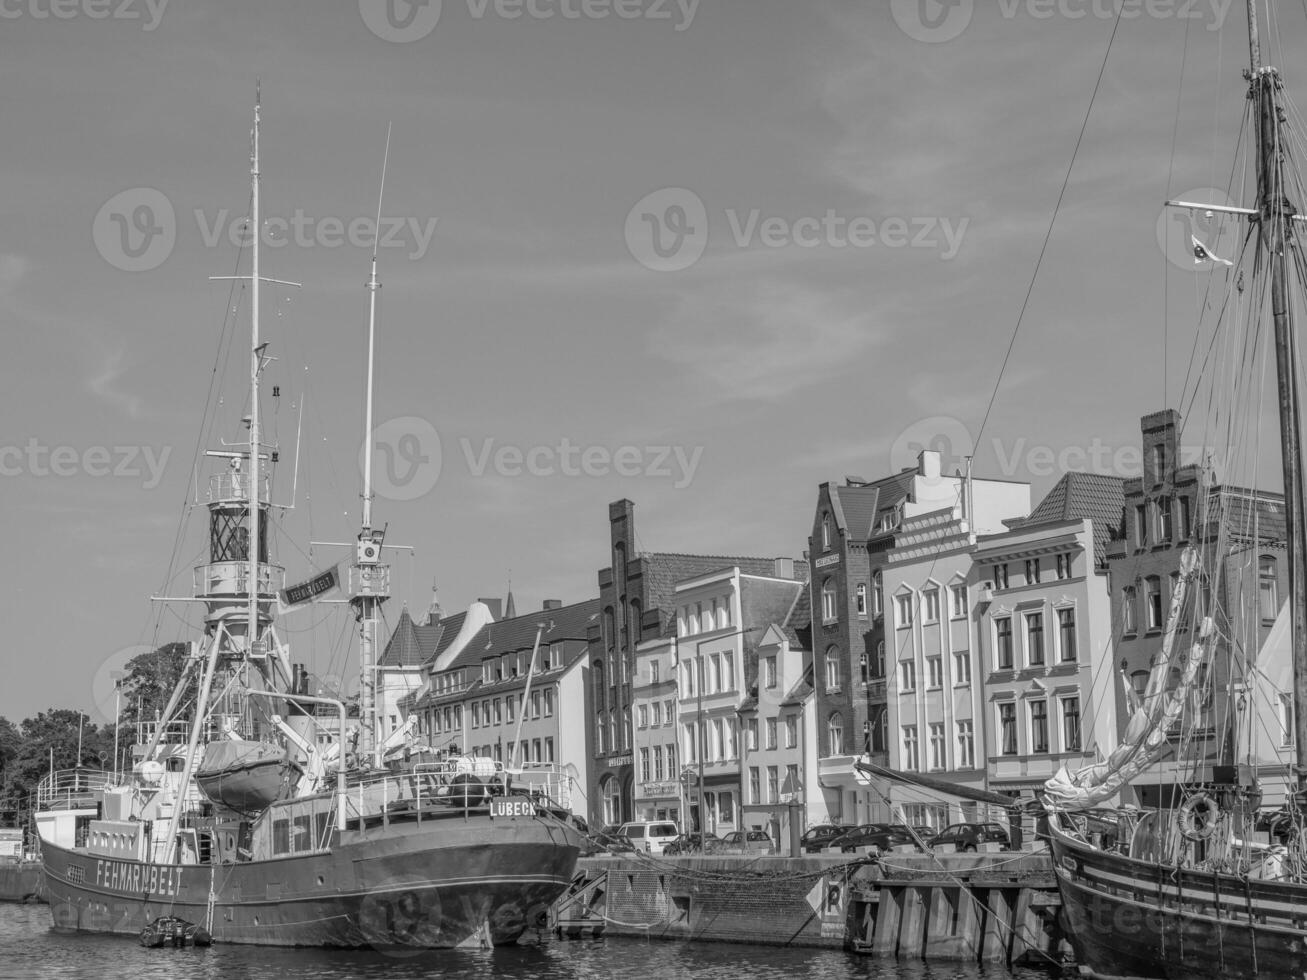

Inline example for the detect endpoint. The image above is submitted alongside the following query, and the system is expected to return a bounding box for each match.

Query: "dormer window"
[822,513,832,550]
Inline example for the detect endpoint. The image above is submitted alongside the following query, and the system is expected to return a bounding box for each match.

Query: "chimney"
[543,599,563,610]
[773,557,794,579]
[918,449,941,481]
[478,597,503,619]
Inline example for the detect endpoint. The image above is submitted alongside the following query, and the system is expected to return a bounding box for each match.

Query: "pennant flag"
[278,562,343,615]
[1192,235,1234,267]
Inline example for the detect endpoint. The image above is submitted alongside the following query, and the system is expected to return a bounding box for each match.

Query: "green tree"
[117,641,194,731]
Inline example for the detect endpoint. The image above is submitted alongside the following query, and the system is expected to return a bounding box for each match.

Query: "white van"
[616,821,679,855]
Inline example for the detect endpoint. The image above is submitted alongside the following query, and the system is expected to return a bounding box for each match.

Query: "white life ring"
[1179,794,1220,841]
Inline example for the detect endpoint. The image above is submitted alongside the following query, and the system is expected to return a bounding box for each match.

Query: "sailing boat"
[35,95,584,948]
[1042,4,1307,977]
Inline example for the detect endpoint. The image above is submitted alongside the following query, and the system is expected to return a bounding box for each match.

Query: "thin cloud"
[87,350,144,419]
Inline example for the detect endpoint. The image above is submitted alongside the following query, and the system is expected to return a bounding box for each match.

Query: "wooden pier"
[551,848,1064,967]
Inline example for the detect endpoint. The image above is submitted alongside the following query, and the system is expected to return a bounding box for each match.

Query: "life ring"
[1179,794,1220,841]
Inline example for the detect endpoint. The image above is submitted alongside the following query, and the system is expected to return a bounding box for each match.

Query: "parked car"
[832,823,922,854]
[615,820,680,855]
[927,822,1011,852]
[663,831,723,856]
[801,823,854,854]
[719,829,775,854]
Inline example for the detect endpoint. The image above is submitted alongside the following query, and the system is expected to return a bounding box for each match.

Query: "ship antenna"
[361,122,391,534]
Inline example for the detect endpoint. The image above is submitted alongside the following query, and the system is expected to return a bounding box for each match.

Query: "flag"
[1192,235,1234,267]
[277,562,343,615]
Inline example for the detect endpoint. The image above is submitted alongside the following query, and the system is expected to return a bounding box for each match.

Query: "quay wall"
[0,862,43,903]
[554,850,1064,966]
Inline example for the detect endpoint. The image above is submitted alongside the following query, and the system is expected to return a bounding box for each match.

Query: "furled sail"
[1043,548,1211,811]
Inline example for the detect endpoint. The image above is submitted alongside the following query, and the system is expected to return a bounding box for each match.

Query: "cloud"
[649,278,885,404]
[87,350,144,419]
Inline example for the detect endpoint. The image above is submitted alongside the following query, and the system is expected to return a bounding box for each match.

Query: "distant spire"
[426,579,443,626]
[505,589,517,620]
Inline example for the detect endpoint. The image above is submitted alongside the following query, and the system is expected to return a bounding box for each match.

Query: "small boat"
[139,915,212,948]
[193,740,301,812]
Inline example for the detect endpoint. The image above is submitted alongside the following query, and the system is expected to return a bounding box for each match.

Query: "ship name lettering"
[96,860,182,896]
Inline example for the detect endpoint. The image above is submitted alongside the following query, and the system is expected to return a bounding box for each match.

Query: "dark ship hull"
[42,807,582,947]
[1048,821,1307,979]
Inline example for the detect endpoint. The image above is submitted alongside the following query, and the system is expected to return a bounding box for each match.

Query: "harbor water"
[0,903,1060,980]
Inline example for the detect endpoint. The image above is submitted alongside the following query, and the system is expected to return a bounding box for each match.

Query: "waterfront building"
[631,634,681,824]
[1106,410,1292,807]
[588,499,791,828]
[808,450,1029,825]
[972,471,1125,809]
[671,564,806,834]
[737,591,817,846]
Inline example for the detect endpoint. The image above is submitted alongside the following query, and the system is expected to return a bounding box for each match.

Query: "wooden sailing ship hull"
[1048,821,1307,979]
[40,811,581,947]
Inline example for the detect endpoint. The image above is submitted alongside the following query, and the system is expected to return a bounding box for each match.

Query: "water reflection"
[0,903,1058,980]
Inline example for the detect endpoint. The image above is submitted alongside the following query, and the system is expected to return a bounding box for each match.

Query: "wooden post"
[898,886,929,958]
[979,887,1014,962]
[869,885,903,956]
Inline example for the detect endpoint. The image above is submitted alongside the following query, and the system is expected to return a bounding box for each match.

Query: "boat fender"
[1179,794,1220,841]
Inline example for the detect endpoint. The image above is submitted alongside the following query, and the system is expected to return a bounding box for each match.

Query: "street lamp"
[678,625,763,834]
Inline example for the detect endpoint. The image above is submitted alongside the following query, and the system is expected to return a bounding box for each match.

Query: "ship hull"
[1048,821,1307,979]
[41,812,581,947]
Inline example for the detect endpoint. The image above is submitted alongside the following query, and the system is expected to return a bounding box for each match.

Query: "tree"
[117,641,195,732]
[2,709,113,812]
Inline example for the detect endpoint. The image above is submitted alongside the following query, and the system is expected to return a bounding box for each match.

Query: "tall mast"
[248,86,263,662]
[353,126,393,768]
[1247,0,1307,780]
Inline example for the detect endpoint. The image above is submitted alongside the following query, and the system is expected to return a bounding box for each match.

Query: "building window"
[1056,554,1071,579]
[999,703,1017,755]
[828,714,844,756]
[766,718,777,750]
[1152,443,1166,482]
[1282,694,1295,747]
[1058,608,1076,662]
[745,718,758,750]
[785,715,797,748]
[826,646,841,692]
[995,617,1013,669]
[786,764,799,799]
[493,699,502,725]
[1062,697,1081,751]
[651,701,662,727]
[923,588,940,623]
[1156,496,1172,541]
[903,725,920,771]
[1025,558,1040,584]
[928,722,945,770]
[900,660,916,692]
[1130,669,1149,706]
[994,563,1009,590]
[650,660,660,683]
[640,748,650,782]
[950,584,967,618]
[855,583,868,617]
[1030,700,1049,753]
[1122,586,1137,634]
[1260,556,1279,623]
[472,702,481,728]
[766,766,779,803]
[1135,504,1148,547]
[821,513,831,550]
[896,593,913,628]
[710,653,723,693]
[1178,496,1192,539]
[1145,576,1163,630]
[531,691,542,719]
[763,656,777,689]
[749,767,760,803]
[957,720,974,769]
[953,649,971,685]
[870,705,887,753]
[821,579,837,622]
[873,572,883,616]
[1027,613,1045,666]
[638,705,648,728]
[873,640,886,678]
[927,655,943,689]
[664,699,674,724]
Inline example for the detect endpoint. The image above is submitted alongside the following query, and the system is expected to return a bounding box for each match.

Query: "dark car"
[719,829,775,854]
[834,823,922,854]
[801,823,854,854]
[663,831,722,856]
[927,822,1011,852]
[589,825,637,854]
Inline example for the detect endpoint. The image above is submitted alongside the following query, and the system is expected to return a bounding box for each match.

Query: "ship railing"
[36,768,113,811]
[207,471,270,504]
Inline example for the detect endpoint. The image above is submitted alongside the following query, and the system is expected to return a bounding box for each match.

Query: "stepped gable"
[1011,471,1127,566]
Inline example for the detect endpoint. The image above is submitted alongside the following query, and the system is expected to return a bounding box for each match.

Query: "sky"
[1,0,1302,726]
